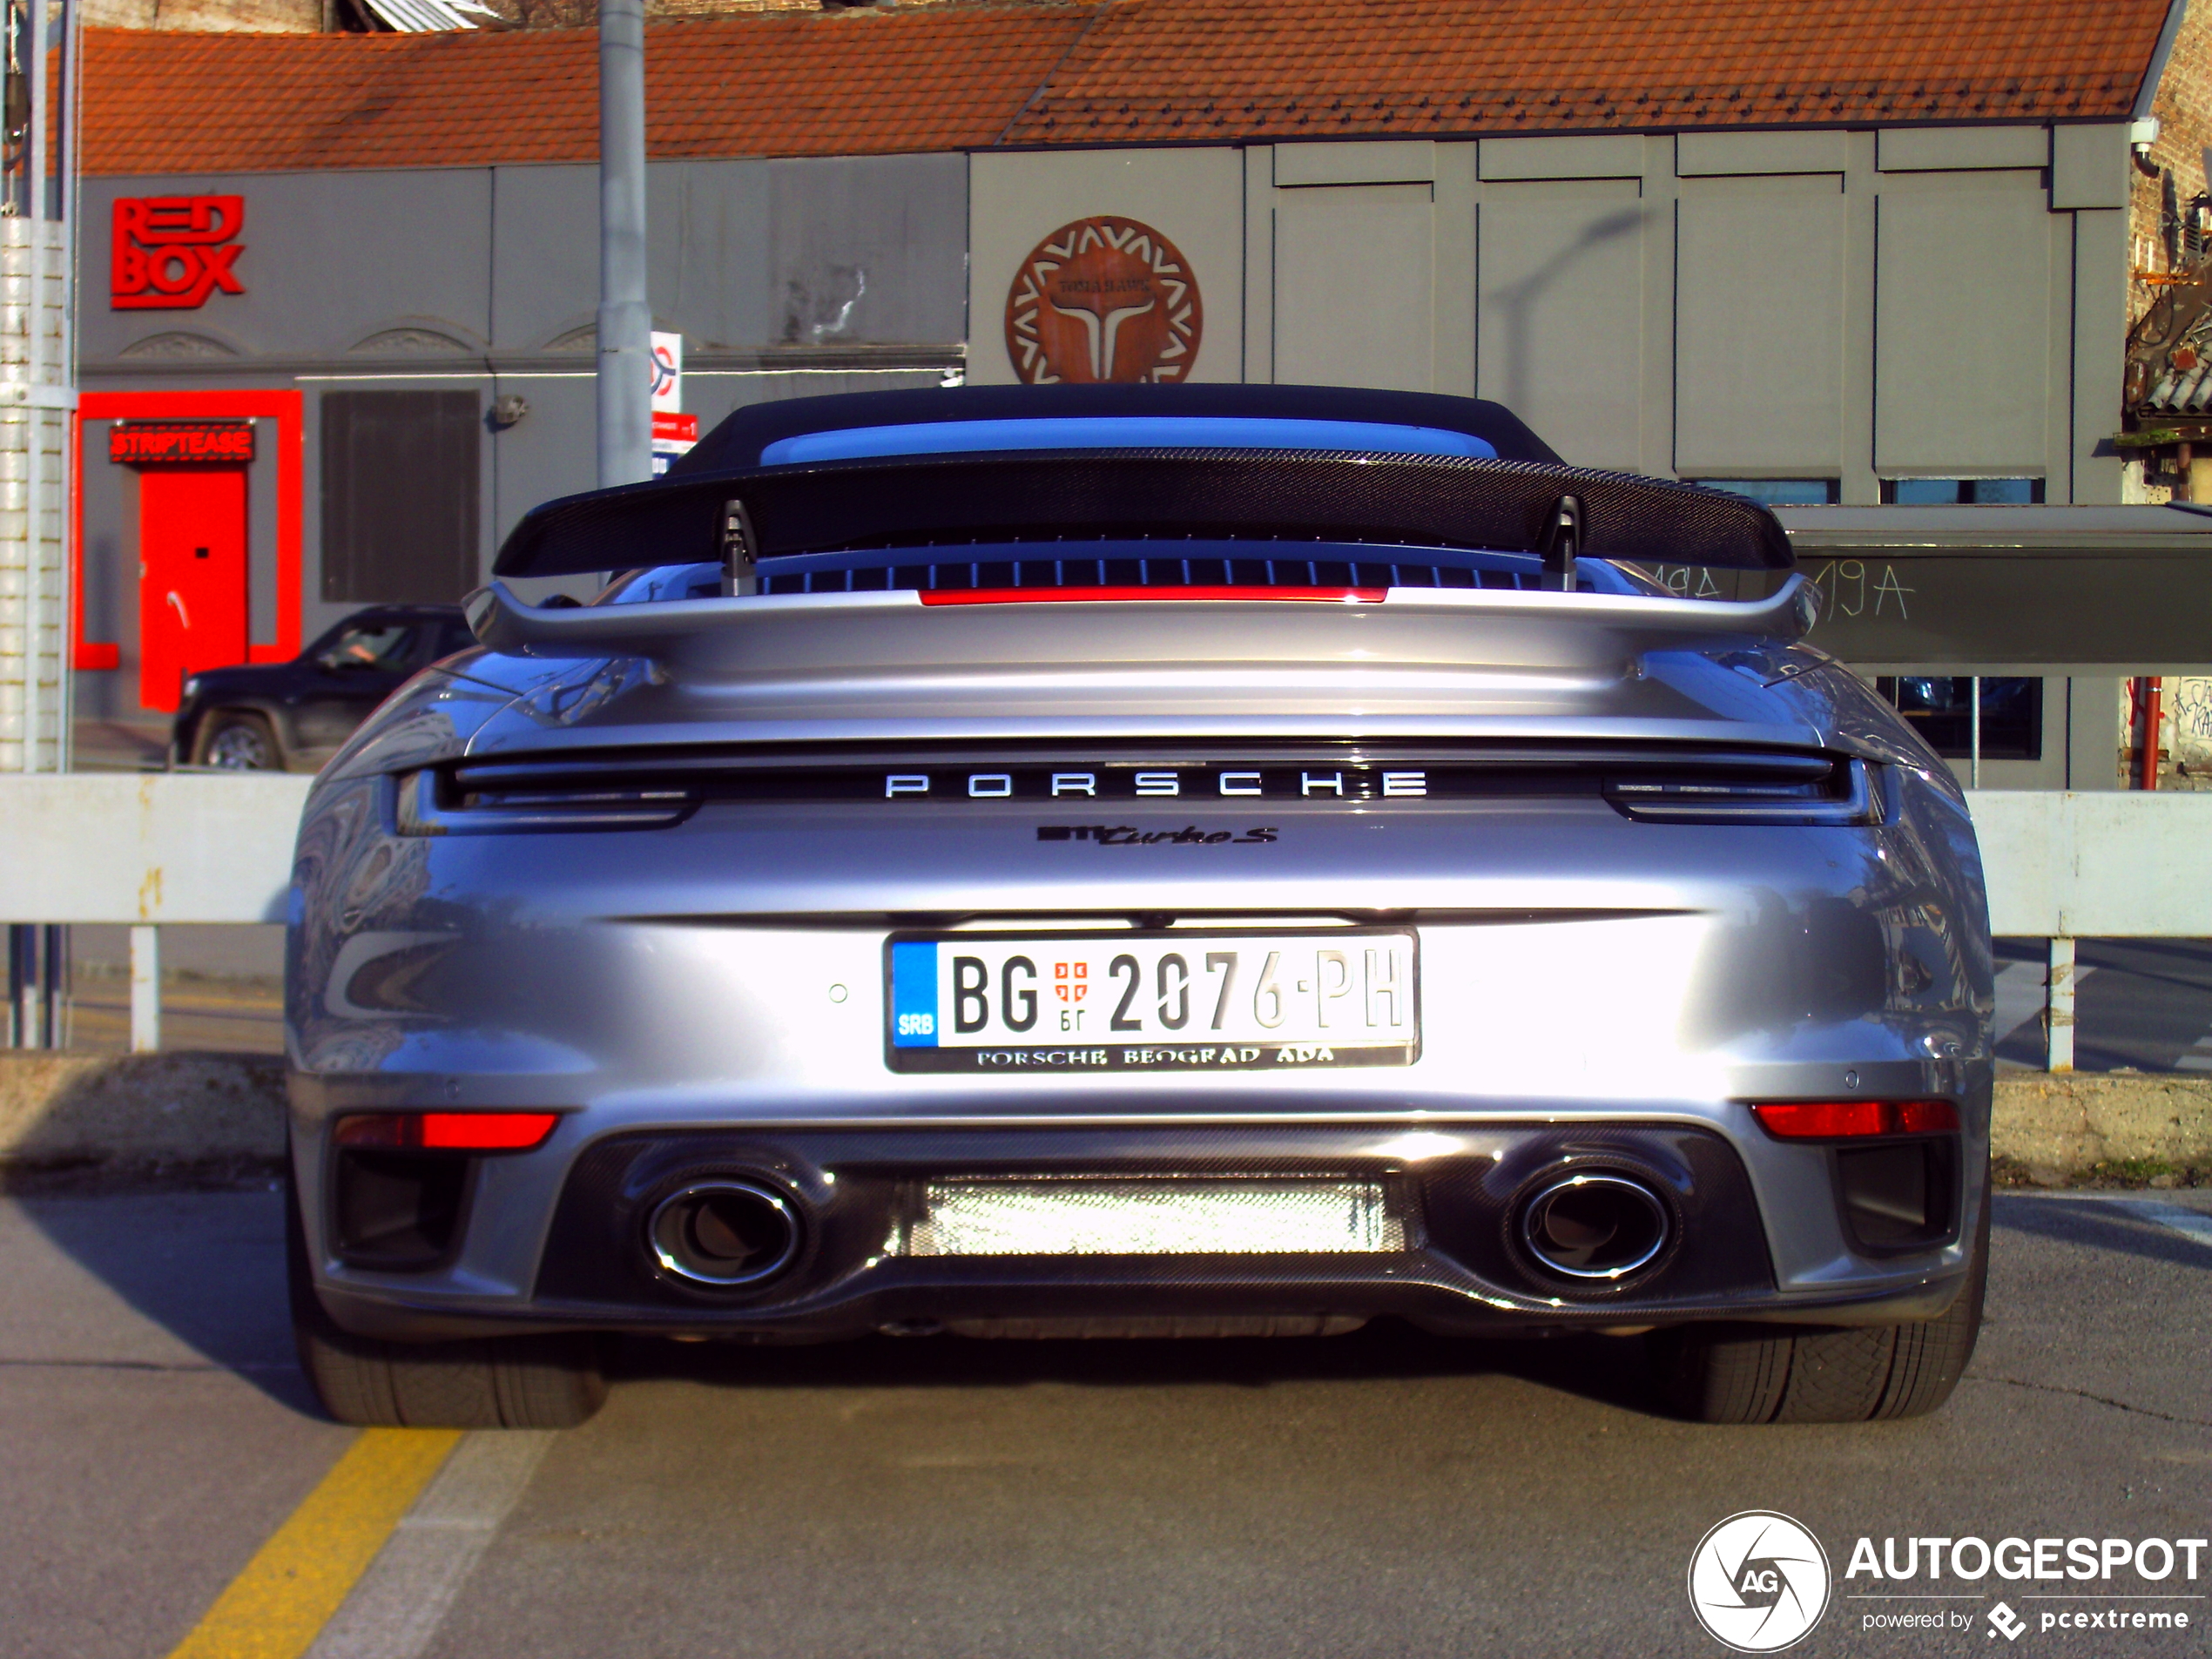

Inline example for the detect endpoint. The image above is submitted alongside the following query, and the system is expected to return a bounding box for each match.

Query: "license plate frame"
[882,926,1420,1074]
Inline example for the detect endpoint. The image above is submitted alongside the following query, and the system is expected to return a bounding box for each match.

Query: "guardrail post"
[2046,936,2075,1074]
[7,925,30,1048]
[129,924,159,1054]
[38,923,61,1048]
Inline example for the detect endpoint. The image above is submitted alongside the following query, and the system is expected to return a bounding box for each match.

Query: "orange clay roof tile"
[80,6,1098,174]
[79,0,2177,177]
[1004,0,2175,144]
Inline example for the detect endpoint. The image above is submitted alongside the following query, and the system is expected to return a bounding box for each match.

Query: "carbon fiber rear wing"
[490,449,1794,582]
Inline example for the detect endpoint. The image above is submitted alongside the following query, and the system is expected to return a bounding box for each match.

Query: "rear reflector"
[333,1111,561,1152]
[1751,1100,1960,1139]
[917,585,1386,607]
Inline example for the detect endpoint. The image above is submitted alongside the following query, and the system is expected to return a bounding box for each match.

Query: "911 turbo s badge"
[1037,825,1278,845]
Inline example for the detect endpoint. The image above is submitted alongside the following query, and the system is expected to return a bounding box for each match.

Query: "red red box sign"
[109,421,256,466]
[112,195,246,311]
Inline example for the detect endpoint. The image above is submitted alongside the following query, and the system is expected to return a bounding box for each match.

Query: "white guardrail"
[0,775,314,1053]
[1,777,2208,1065]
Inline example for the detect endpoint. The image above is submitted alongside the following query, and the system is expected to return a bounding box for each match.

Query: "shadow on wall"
[1486,207,1643,428]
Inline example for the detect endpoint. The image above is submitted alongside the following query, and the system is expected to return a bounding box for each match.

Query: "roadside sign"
[650,331,695,475]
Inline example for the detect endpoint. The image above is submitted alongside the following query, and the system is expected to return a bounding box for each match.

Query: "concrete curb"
[1987,1073,2212,1171]
[0,1051,287,1170]
[1,1054,2207,1181]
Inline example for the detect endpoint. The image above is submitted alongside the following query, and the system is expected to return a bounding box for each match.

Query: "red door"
[138,467,248,712]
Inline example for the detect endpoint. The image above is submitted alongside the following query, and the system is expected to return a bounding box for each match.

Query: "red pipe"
[2138,676,2164,791]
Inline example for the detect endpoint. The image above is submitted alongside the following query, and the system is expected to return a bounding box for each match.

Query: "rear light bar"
[395,770,696,836]
[332,1111,561,1152]
[1751,1100,1960,1140]
[918,585,1386,606]
[1605,758,1880,827]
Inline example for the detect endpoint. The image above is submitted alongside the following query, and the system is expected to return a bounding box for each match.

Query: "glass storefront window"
[1882,478,2044,504]
[1874,677,2043,760]
[1689,479,1840,507]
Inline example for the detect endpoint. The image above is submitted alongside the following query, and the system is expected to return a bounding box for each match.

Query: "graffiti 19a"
[1807,559,1914,620]
[1648,564,1728,598]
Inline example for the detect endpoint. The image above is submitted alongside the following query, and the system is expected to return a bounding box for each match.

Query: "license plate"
[902,1177,1406,1255]
[884,928,1419,1073]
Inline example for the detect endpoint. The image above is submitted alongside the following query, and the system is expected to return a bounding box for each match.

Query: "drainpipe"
[2138,676,2163,791]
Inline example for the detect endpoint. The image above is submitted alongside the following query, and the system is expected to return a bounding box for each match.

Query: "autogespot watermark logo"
[1845,1533,2206,1641]
[1689,1511,1832,1652]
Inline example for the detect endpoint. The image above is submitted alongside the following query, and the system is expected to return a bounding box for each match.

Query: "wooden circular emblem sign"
[1005,217,1203,384]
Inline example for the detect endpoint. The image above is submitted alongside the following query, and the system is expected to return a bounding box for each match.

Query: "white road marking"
[2175,1032,2212,1072]
[2113,1199,2212,1247]
[2013,1192,2212,1245]
[1991,959,2095,1056]
[1991,961,2049,1049]
[304,1430,554,1659]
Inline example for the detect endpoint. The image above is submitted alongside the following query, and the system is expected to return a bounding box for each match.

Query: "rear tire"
[198,711,283,771]
[1649,1173,1989,1425]
[287,1163,607,1429]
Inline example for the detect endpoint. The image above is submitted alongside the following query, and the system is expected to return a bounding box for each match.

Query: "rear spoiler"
[464,571,1822,664]
[489,449,1795,581]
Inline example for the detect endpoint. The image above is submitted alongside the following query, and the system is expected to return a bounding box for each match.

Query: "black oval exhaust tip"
[1519,1173,1670,1281]
[649,1180,802,1287]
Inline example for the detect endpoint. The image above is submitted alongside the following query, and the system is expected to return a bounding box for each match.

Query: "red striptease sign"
[109,421,255,465]
[111,195,246,311]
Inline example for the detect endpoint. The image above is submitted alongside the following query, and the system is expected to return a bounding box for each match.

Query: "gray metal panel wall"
[1474,179,1648,472]
[968,129,2116,500]
[767,155,969,348]
[1272,184,1435,392]
[1874,175,2055,476]
[1673,176,1846,476]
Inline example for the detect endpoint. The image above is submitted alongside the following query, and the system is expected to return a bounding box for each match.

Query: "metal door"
[138,467,248,712]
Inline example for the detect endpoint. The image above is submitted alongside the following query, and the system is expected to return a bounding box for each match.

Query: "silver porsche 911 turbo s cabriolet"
[284,383,1992,1430]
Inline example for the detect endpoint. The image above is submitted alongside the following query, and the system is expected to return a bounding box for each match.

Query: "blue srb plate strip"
[890,941,940,1047]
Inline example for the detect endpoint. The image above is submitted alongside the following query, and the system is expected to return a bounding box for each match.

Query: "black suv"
[172,604,475,772]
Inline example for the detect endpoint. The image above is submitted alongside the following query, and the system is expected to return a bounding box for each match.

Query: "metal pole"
[2046,935,2074,1074]
[1967,674,1981,789]
[17,0,45,774]
[54,0,78,773]
[129,923,158,1053]
[7,924,26,1047]
[596,0,651,489]
[44,921,65,1049]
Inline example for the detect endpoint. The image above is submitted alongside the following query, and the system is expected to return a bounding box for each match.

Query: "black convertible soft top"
[667,383,1567,474]
[491,385,1794,579]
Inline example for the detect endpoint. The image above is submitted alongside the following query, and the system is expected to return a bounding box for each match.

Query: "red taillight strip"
[332,1111,562,1152]
[917,585,1387,606]
[1751,1100,1960,1140]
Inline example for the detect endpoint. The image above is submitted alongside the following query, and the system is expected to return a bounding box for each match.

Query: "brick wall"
[83,0,321,30]
[2130,0,2212,312]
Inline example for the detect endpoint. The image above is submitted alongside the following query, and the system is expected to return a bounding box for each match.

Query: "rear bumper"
[304,1118,1979,1345]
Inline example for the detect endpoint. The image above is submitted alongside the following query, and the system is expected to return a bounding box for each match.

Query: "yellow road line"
[165,1428,462,1659]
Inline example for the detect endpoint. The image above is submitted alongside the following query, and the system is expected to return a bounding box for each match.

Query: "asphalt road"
[1,1186,2206,1659]
[1993,938,2212,1074]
